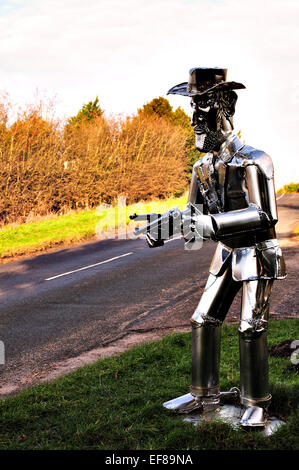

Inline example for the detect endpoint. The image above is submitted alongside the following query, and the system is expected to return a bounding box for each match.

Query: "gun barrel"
[129,213,160,221]
[133,215,162,236]
[133,208,181,237]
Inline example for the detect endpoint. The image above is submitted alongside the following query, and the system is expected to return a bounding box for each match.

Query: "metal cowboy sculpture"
[131,67,286,427]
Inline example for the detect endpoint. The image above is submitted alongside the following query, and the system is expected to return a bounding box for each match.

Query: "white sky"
[0,0,298,187]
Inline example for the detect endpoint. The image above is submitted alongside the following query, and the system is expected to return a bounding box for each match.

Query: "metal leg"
[190,323,221,399]
[163,265,241,413]
[239,279,273,427]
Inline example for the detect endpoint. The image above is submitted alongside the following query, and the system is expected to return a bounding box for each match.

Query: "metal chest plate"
[195,154,249,215]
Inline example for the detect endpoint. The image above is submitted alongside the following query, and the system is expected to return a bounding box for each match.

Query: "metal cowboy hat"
[167,67,245,97]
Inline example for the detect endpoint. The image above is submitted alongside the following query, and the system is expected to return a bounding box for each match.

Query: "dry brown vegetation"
[0,97,189,225]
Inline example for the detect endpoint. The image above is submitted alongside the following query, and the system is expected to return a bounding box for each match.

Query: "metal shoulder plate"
[233,145,274,180]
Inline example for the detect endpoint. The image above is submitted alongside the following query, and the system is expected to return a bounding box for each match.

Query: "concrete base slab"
[183,404,285,437]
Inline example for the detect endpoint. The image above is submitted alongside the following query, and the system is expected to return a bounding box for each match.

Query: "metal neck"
[216,134,244,162]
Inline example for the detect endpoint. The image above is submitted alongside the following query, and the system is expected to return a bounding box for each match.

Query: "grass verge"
[0,196,187,261]
[277,183,299,193]
[0,319,298,450]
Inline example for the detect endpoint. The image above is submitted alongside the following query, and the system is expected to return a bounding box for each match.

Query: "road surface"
[0,194,298,395]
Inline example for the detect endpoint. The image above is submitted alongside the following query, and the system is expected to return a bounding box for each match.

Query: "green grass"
[0,319,298,450]
[0,196,188,260]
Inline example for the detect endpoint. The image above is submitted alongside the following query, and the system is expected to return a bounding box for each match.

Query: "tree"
[138,96,190,128]
[67,96,104,127]
[170,106,190,129]
[138,96,203,180]
[138,96,173,120]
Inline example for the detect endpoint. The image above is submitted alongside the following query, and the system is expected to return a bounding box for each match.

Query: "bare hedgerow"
[0,99,189,225]
[0,103,65,224]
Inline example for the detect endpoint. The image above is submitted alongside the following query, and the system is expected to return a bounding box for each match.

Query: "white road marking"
[276,193,285,201]
[165,236,182,244]
[45,252,133,281]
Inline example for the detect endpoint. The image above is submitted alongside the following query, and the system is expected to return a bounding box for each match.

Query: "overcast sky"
[0,0,298,187]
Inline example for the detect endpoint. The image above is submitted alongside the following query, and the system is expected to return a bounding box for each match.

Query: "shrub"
[0,98,189,225]
[277,183,299,193]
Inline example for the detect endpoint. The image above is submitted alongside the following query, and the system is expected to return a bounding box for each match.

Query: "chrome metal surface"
[209,242,232,276]
[191,267,241,325]
[238,279,273,406]
[163,393,222,414]
[157,68,287,429]
[167,67,245,97]
[239,330,271,407]
[211,204,266,237]
[193,213,214,239]
[200,395,221,411]
[190,323,221,397]
[163,393,203,414]
[240,406,267,427]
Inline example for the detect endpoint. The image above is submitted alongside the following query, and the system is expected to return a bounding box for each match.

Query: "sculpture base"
[183,404,285,437]
[163,391,285,435]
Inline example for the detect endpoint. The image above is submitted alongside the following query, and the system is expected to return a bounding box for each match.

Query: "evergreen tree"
[138,96,173,119]
[67,97,103,127]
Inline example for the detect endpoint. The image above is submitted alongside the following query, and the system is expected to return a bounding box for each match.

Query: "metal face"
[191,92,232,153]
[191,88,238,152]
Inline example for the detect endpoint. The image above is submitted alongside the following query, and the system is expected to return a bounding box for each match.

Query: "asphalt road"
[0,194,298,395]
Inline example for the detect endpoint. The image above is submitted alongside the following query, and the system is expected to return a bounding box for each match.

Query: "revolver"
[129,203,203,248]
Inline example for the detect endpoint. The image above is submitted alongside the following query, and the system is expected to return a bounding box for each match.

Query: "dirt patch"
[269,339,299,375]
[284,364,299,374]
[269,339,295,358]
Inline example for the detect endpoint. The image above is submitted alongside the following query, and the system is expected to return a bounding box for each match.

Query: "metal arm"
[210,204,269,238]
[192,160,278,241]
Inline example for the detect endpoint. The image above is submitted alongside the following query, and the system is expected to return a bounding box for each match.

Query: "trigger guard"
[146,234,164,248]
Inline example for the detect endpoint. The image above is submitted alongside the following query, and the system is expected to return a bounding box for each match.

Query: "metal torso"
[191,135,286,281]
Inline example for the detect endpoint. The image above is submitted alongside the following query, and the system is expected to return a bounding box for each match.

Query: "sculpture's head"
[167,67,245,153]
